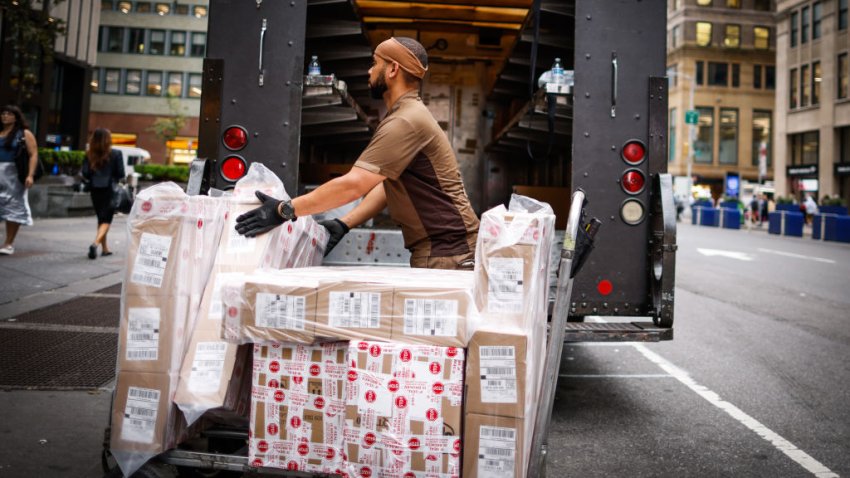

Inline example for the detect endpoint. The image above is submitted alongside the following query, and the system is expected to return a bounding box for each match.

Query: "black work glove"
[319,218,350,257]
[235,191,287,237]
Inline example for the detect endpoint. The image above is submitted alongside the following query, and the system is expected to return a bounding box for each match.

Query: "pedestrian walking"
[81,128,125,259]
[804,195,819,225]
[749,196,760,224]
[0,105,38,256]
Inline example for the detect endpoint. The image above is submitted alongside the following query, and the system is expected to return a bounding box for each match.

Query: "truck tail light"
[221,155,247,182]
[223,126,248,151]
[621,169,646,194]
[620,199,645,225]
[621,140,646,165]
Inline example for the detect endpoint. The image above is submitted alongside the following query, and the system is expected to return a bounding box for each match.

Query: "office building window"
[695,107,714,164]
[155,3,170,15]
[708,62,728,86]
[754,27,770,49]
[150,30,165,55]
[754,0,770,11]
[840,0,848,31]
[839,53,849,99]
[791,132,819,165]
[128,28,145,54]
[696,22,712,46]
[146,71,162,96]
[188,73,203,98]
[91,68,100,93]
[812,61,821,105]
[104,69,120,94]
[170,31,186,56]
[719,109,738,165]
[175,4,189,15]
[103,26,124,53]
[791,11,798,47]
[726,0,740,7]
[754,65,762,89]
[801,64,810,107]
[732,64,740,87]
[668,64,678,87]
[193,6,207,18]
[117,1,131,13]
[752,110,771,168]
[696,60,705,85]
[766,65,775,90]
[136,2,151,13]
[802,6,809,44]
[669,108,677,163]
[840,127,850,163]
[790,68,798,108]
[167,72,183,97]
[101,1,113,11]
[125,69,141,95]
[813,2,822,39]
[724,24,740,47]
[697,0,711,5]
[191,33,206,57]
[672,25,682,49]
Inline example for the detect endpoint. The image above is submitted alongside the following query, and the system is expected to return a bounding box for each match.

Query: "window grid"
[791,11,798,48]
[724,24,740,48]
[813,2,822,40]
[754,26,769,50]
[754,64,762,89]
[719,108,738,165]
[839,53,849,99]
[801,6,809,44]
[812,61,821,105]
[751,110,771,168]
[801,64,810,107]
[696,22,713,46]
[695,106,714,164]
[790,68,798,108]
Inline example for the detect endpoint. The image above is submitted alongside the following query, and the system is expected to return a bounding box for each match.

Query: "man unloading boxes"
[235,37,480,270]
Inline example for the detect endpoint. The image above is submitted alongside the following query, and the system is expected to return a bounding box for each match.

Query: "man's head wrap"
[374,37,428,79]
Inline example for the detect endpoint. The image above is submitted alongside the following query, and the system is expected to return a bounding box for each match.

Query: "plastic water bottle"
[551,57,565,85]
[308,55,321,76]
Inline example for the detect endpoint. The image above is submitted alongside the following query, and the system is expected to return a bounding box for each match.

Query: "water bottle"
[551,57,565,85]
[308,55,321,76]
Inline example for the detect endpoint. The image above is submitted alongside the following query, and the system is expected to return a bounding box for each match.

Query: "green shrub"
[38,148,86,174]
[135,164,190,183]
[776,195,795,204]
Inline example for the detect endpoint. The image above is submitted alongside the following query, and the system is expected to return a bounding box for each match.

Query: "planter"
[819,205,848,216]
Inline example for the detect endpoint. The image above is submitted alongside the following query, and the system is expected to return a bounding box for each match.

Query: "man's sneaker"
[0,245,14,255]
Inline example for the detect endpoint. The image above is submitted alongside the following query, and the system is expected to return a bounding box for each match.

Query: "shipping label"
[479,346,517,403]
[126,307,161,361]
[188,341,228,393]
[487,258,524,314]
[329,292,381,329]
[131,233,172,288]
[402,299,458,337]
[227,222,256,253]
[120,386,161,444]
[477,425,517,478]
[255,293,306,330]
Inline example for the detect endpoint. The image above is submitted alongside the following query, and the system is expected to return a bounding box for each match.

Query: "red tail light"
[221,155,247,182]
[621,169,645,194]
[622,140,646,165]
[223,126,248,151]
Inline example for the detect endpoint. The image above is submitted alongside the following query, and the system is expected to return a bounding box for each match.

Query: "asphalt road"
[547,222,850,477]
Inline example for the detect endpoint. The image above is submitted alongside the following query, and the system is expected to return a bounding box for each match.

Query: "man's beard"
[369,73,387,100]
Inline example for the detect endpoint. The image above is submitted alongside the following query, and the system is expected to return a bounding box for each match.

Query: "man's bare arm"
[340,182,387,228]
[292,166,384,217]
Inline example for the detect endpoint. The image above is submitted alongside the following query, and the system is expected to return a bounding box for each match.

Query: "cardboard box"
[465,330,528,418]
[110,371,180,456]
[462,413,524,478]
[391,284,472,347]
[214,202,275,268]
[124,212,184,298]
[249,343,348,473]
[343,341,464,478]
[119,295,189,374]
[315,282,394,342]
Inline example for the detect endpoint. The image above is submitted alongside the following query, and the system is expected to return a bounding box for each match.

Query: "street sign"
[685,110,699,125]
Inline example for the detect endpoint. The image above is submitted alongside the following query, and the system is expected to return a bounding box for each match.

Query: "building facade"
[667,0,776,199]
[90,0,208,164]
[1,0,100,150]
[775,0,850,205]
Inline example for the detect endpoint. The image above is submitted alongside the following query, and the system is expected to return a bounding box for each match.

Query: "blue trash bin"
[700,208,720,227]
[721,208,741,229]
[783,212,804,237]
[836,216,850,243]
[768,212,782,235]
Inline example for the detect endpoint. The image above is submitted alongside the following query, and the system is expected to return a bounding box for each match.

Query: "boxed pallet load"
[462,413,525,478]
[465,329,528,419]
[390,269,474,347]
[343,341,465,478]
[249,342,348,473]
[315,279,395,342]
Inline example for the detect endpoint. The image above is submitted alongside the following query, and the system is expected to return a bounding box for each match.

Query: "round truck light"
[222,126,248,151]
[221,155,247,182]
[621,169,646,195]
[620,199,645,225]
[621,140,646,165]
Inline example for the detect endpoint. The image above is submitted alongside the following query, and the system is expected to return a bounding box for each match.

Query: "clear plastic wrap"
[220,266,478,347]
[464,194,556,478]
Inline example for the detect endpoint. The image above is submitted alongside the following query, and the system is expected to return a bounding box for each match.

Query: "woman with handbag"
[82,128,125,259]
[0,105,38,256]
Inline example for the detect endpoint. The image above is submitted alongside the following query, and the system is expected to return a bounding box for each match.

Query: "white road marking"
[697,248,754,261]
[757,248,836,264]
[558,374,673,379]
[630,342,838,477]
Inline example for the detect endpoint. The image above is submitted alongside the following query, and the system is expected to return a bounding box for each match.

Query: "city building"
[0,0,100,149]
[89,0,208,164]
[667,0,776,200]
[775,0,850,205]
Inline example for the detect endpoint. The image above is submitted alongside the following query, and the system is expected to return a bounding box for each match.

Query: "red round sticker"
[432,382,444,395]
[290,416,301,428]
[251,458,263,468]
[274,390,284,403]
[257,440,269,453]
[426,408,439,421]
[408,437,420,450]
[399,349,412,362]
[141,201,152,212]
[369,344,381,357]
[446,347,458,357]
[392,446,404,456]
[269,361,280,373]
[298,443,309,456]
[429,362,441,375]
[310,364,321,376]
[227,306,238,318]
[357,342,369,351]
[326,448,336,460]
[287,461,298,471]
[395,396,408,409]
[292,376,303,385]
[365,390,376,403]
[426,454,438,462]
[267,423,278,435]
[312,238,317,247]
[268,379,279,388]
[404,473,416,478]
[453,439,461,453]
[347,370,358,382]
[363,432,377,447]
[287,223,293,234]
[360,467,372,478]
[197,218,204,229]
[314,397,325,409]
[387,379,400,393]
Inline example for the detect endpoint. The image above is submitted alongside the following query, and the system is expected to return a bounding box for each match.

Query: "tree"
[2,0,67,102]
[147,93,187,163]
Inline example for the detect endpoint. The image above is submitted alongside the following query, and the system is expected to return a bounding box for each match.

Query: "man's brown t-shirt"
[354,91,479,258]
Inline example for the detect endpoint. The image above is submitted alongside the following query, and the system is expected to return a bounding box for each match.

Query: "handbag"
[15,130,44,184]
[111,182,134,214]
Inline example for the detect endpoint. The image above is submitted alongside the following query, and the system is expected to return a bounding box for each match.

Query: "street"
[1,217,848,477]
